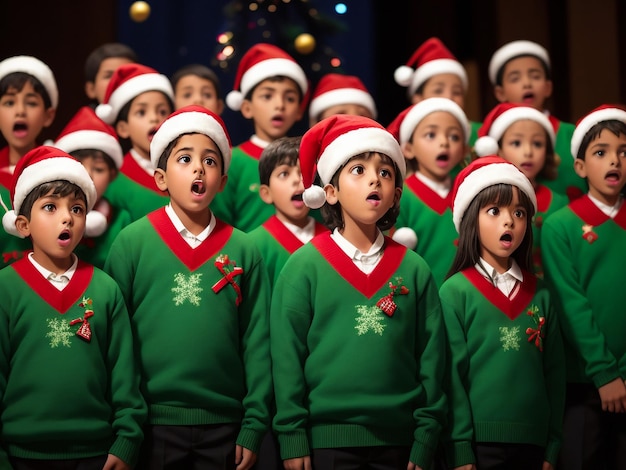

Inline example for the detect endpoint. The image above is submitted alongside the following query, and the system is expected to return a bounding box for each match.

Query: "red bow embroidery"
[212,254,244,306]
[376,277,409,317]
[70,297,94,342]
[525,305,545,351]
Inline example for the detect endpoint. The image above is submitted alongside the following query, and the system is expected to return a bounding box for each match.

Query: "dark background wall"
[1,0,624,145]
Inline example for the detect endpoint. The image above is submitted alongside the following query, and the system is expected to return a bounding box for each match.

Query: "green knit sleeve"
[541,212,621,387]
[439,279,476,468]
[103,227,136,309]
[0,276,12,467]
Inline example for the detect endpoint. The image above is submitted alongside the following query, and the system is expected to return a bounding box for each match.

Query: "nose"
[14,100,25,116]
[60,206,73,225]
[502,209,514,227]
[522,141,532,157]
[274,95,286,110]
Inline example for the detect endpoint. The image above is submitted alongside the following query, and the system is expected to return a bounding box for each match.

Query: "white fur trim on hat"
[150,111,232,173]
[316,127,405,184]
[96,74,174,124]
[227,58,308,111]
[488,40,550,85]
[0,56,58,108]
[453,163,537,232]
[54,130,124,169]
[399,97,470,145]
[570,108,626,159]
[309,88,377,121]
[408,59,468,97]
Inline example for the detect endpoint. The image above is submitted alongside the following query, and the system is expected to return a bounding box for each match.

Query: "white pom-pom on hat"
[394,66,414,87]
[392,227,418,250]
[473,136,499,157]
[302,185,326,209]
[95,104,115,124]
[85,210,108,238]
[225,91,243,112]
[2,210,22,238]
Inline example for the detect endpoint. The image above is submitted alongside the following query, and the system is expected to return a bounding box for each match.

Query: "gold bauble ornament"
[130,1,151,22]
[294,33,316,55]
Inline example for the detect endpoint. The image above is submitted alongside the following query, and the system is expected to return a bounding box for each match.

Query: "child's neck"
[170,203,211,236]
[31,250,74,275]
[340,218,379,253]
[275,211,310,229]
[131,145,150,161]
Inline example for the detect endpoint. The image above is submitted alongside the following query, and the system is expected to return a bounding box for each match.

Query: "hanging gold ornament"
[294,33,316,55]
[130,1,151,22]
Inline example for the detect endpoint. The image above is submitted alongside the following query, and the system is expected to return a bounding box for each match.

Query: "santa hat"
[570,104,626,159]
[299,115,405,209]
[394,37,468,99]
[225,43,308,111]
[308,73,376,120]
[95,63,173,124]
[387,97,470,146]
[54,106,123,169]
[150,105,232,173]
[474,102,556,157]
[0,55,58,109]
[488,40,550,85]
[450,155,536,232]
[2,146,97,238]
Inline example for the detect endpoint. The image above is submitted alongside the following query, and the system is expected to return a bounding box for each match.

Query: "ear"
[573,158,587,179]
[116,120,130,139]
[324,183,339,205]
[240,99,254,120]
[494,85,507,103]
[43,107,56,128]
[85,81,96,100]
[393,186,403,207]
[258,184,274,204]
[401,141,417,160]
[411,94,423,105]
[214,99,225,116]
[543,79,553,99]
[154,167,168,192]
[217,174,228,193]
[15,215,31,238]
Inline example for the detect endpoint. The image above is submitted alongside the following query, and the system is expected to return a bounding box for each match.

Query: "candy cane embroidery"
[70,297,95,342]
[212,254,244,306]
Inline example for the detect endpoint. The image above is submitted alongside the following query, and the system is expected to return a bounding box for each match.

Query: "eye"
[514,209,526,218]
[203,156,217,166]
[379,168,393,178]
[532,140,545,149]
[424,131,435,139]
[177,154,191,163]
[43,203,55,212]
[594,150,605,157]
[2,98,14,106]
[349,165,365,175]
[72,205,85,215]
[183,92,192,99]
[509,139,521,147]
[136,109,146,117]
[449,133,461,142]
[486,207,499,216]
[277,170,289,178]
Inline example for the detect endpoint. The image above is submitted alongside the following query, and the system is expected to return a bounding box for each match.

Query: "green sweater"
[0,259,146,466]
[542,196,626,385]
[439,268,565,467]
[104,208,272,452]
[270,233,446,468]
[395,175,457,287]
[104,152,169,222]
[0,184,32,269]
[532,184,569,277]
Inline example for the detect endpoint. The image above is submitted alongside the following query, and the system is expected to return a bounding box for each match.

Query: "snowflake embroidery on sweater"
[499,326,521,351]
[355,305,386,336]
[172,273,203,306]
[46,318,73,348]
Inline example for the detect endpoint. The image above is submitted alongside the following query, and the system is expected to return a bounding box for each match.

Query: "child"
[171,63,224,114]
[0,55,58,268]
[394,37,480,150]
[541,105,626,469]
[488,39,585,200]
[0,145,146,468]
[474,102,568,277]
[96,63,174,221]
[248,136,327,287]
[271,115,446,470]
[308,73,376,126]
[212,43,308,232]
[104,105,272,469]
[54,106,131,268]
[84,42,138,107]
[440,156,565,470]
[388,97,470,287]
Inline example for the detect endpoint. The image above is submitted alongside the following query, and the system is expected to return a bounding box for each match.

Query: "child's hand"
[542,461,554,470]
[598,377,626,412]
[283,456,312,470]
[102,454,130,470]
[406,461,422,470]
[453,465,476,470]
[235,444,257,470]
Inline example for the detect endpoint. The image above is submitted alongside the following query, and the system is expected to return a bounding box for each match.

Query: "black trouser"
[10,455,107,470]
[311,446,411,470]
[474,442,544,469]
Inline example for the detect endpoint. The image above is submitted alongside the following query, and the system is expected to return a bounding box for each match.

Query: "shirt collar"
[130,148,155,175]
[165,203,215,244]
[281,217,316,244]
[475,257,523,282]
[250,134,270,149]
[415,171,451,198]
[28,252,78,284]
[588,193,623,218]
[331,228,385,261]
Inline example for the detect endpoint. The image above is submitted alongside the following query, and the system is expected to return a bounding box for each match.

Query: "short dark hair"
[0,72,52,109]
[84,43,138,83]
[244,76,304,103]
[576,120,626,160]
[447,184,535,279]
[321,152,403,232]
[19,181,87,220]
[495,54,552,86]
[70,149,117,172]
[156,132,225,176]
[258,136,301,186]
[171,64,222,99]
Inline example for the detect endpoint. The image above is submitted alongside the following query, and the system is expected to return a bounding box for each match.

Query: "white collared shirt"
[250,134,270,149]
[129,148,156,176]
[28,252,78,291]
[588,193,623,219]
[331,228,385,274]
[165,204,215,248]
[281,217,316,244]
[475,257,523,297]
[415,171,451,198]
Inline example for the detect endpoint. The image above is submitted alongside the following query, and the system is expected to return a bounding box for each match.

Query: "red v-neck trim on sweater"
[405,174,451,215]
[239,140,264,160]
[263,215,328,254]
[12,258,94,314]
[311,232,406,299]
[569,195,626,230]
[120,152,164,194]
[148,208,233,271]
[462,266,536,320]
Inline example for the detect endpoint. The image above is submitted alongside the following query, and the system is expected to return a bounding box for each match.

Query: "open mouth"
[500,233,512,242]
[606,170,621,182]
[13,122,27,132]
[367,192,381,201]
[148,128,157,140]
[291,193,303,201]
[436,153,450,162]
[191,180,206,195]
[58,231,70,241]
[522,92,535,102]
[271,115,284,125]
